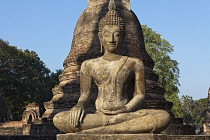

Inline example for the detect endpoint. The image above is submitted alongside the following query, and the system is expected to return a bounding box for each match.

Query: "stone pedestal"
[168,135,210,140]
[57,134,167,140]
[163,118,195,135]
[22,123,62,136]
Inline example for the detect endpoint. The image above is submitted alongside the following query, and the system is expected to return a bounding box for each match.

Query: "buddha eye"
[103,33,110,37]
[115,34,120,37]
[115,32,120,37]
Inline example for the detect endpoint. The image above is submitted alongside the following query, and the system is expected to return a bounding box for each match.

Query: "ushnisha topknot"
[98,0,125,36]
[108,0,116,11]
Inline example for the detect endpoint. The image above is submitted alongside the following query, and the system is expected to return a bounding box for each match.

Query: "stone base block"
[57,133,167,140]
[168,135,210,140]
[0,135,56,140]
[0,127,23,135]
[22,123,62,136]
[163,124,195,135]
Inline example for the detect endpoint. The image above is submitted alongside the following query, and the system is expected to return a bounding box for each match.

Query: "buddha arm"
[125,59,145,111]
[69,61,92,127]
[77,61,92,107]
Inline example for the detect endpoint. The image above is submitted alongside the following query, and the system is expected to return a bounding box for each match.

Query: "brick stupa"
[42,0,173,121]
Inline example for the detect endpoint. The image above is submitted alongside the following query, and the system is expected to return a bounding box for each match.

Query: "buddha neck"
[102,52,122,61]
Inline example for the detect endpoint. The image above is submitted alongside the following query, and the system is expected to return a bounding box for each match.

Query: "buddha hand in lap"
[53,0,170,134]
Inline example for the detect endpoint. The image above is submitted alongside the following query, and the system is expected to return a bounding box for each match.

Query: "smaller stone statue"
[53,0,170,134]
[205,87,210,120]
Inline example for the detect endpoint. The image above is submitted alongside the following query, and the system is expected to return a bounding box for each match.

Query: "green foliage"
[180,95,208,129]
[0,39,61,120]
[49,69,63,88]
[142,25,181,116]
[166,94,183,118]
[142,25,208,129]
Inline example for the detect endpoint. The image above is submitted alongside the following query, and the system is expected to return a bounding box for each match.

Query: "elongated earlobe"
[100,44,103,53]
[120,37,124,54]
[99,34,103,53]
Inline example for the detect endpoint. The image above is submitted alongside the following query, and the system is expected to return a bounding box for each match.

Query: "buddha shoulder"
[81,57,102,69]
[127,57,144,67]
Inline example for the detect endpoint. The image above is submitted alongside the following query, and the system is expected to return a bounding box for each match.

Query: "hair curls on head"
[98,0,125,37]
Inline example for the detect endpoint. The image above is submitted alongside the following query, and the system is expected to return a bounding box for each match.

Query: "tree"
[193,98,208,129]
[180,95,195,124]
[180,95,208,129]
[0,39,60,120]
[142,25,181,117]
[142,25,209,129]
[49,69,63,88]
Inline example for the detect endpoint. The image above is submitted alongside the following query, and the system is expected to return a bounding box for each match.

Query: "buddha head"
[98,0,125,53]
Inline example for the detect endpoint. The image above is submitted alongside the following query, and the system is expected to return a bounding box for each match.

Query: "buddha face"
[100,25,123,53]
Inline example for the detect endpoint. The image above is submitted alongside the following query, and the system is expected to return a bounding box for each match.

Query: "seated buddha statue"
[53,0,170,134]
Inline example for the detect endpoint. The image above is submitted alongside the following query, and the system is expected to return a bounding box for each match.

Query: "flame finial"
[108,0,116,11]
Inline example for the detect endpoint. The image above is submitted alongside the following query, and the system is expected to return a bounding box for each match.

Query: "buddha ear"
[98,32,102,41]
[98,33,103,53]
[120,34,125,53]
[100,44,103,53]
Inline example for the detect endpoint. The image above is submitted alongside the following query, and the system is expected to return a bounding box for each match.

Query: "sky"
[1,0,210,100]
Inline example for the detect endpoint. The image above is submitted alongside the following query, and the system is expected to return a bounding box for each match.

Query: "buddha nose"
[109,34,115,43]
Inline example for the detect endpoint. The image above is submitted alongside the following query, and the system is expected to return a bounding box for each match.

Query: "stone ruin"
[0,102,44,135]
[199,87,210,135]
[21,102,44,124]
